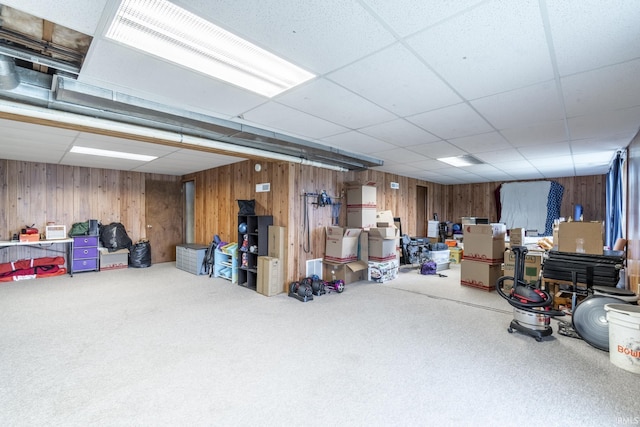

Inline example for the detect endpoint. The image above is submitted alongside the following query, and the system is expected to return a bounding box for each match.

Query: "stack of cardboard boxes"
[460,223,506,291]
[323,183,400,285]
[324,182,372,285]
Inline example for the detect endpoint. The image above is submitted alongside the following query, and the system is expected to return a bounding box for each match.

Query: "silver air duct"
[0,54,19,90]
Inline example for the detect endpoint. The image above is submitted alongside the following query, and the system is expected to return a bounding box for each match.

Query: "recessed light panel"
[106,0,315,97]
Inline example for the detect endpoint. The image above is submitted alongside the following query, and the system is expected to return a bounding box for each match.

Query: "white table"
[0,238,74,276]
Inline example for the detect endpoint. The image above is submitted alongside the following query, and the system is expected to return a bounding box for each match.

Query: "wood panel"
[0,159,181,264]
[1,157,614,286]
[627,134,640,294]
[443,177,606,225]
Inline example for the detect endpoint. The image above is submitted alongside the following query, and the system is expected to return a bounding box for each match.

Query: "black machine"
[496,246,565,341]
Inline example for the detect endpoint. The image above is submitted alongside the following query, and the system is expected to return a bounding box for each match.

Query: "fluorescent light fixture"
[437,155,484,167]
[106,0,315,97]
[70,146,158,162]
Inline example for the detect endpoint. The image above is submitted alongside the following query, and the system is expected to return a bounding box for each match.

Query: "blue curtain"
[606,151,624,249]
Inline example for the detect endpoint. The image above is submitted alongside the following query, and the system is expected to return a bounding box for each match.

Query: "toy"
[241,252,248,268]
[324,279,345,293]
[240,234,249,252]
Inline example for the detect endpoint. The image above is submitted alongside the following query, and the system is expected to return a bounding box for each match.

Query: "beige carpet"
[1,262,638,426]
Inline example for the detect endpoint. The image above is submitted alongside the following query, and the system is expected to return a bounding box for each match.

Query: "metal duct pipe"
[0,99,349,172]
[0,54,19,90]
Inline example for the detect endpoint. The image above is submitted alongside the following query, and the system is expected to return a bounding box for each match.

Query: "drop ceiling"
[0,0,639,184]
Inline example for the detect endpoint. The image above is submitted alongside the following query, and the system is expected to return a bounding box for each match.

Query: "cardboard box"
[460,260,503,291]
[449,247,463,264]
[557,222,603,255]
[503,249,543,288]
[509,228,525,246]
[100,248,129,270]
[347,207,377,229]
[268,225,287,290]
[368,259,399,283]
[346,183,377,209]
[324,227,362,263]
[462,224,505,264]
[19,233,39,242]
[257,256,282,296]
[359,231,369,262]
[368,227,399,262]
[323,260,368,284]
[376,210,395,225]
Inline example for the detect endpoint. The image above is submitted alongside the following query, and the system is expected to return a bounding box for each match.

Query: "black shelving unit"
[237,214,273,290]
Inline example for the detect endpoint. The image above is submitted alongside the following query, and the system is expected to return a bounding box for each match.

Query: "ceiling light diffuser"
[437,155,484,167]
[70,146,157,162]
[105,0,315,97]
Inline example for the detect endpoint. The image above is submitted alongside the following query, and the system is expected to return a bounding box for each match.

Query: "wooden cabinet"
[237,215,273,290]
[70,236,99,274]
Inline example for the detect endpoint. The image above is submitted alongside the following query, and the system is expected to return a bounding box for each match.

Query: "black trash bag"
[129,240,151,268]
[100,222,133,252]
[237,199,256,215]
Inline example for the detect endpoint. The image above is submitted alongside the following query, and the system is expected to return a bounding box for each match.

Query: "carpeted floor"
[1,262,638,426]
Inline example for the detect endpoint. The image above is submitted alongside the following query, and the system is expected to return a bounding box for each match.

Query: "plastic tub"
[605,303,640,374]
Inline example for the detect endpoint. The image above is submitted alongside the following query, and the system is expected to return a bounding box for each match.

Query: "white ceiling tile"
[405,140,466,159]
[277,79,397,129]
[571,137,631,154]
[371,164,423,175]
[74,134,180,156]
[80,39,267,118]
[358,119,441,147]
[406,0,554,99]
[492,160,536,172]
[546,0,640,76]
[363,0,487,37]
[500,120,568,147]
[517,142,571,159]
[472,81,565,129]
[562,59,640,118]
[448,132,513,154]
[243,102,348,140]
[528,155,574,169]
[568,106,640,141]
[185,0,396,74]
[404,159,451,171]
[327,44,461,116]
[319,131,394,154]
[474,149,526,164]
[371,148,429,165]
[407,103,493,139]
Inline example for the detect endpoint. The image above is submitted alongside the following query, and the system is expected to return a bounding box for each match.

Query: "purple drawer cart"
[70,235,99,274]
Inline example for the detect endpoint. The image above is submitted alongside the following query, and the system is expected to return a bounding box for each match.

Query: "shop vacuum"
[496,246,565,341]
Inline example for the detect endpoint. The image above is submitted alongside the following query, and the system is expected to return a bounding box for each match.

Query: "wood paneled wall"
[626,134,640,294]
[2,157,612,287]
[0,159,180,263]
[442,176,606,224]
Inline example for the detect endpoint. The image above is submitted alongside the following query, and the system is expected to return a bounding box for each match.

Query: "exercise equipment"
[497,246,565,342]
[559,285,637,351]
[289,281,313,302]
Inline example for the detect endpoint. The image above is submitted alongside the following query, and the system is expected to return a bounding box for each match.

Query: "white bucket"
[605,303,640,374]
